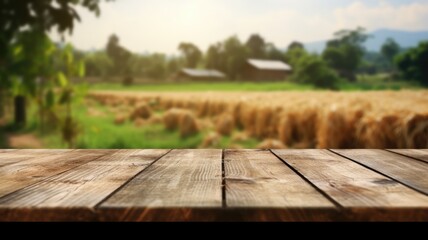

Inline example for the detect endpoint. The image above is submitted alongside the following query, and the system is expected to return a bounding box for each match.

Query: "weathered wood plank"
[0,149,108,198]
[0,149,72,168]
[0,149,427,221]
[225,149,334,208]
[0,149,19,153]
[332,149,428,195]
[99,149,222,221]
[0,150,168,212]
[388,149,428,163]
[272,149,428,209]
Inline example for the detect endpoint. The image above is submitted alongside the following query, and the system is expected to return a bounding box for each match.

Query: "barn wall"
[243,64,289,81]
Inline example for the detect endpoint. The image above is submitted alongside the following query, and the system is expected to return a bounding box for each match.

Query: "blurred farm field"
[2,88,428,149]
[29,100,259,149]
[87,74,422,92]
[85,89,428,149]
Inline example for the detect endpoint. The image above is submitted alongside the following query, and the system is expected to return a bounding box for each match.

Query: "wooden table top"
[0,149,427,222]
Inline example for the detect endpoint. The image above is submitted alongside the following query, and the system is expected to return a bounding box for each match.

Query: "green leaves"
[57,72,68,87]
[45,90,55,108]
[78,60,85,77]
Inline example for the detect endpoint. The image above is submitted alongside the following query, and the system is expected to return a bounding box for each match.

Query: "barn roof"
[181,68,226,78]
[247,59,292,71]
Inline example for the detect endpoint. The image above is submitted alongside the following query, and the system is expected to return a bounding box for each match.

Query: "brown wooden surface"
[0,149,427,221]
[332,149,428,195]
[0,149,108,198]
[224,149,334,207]
[101,149,222,208]
[388,149,428,163]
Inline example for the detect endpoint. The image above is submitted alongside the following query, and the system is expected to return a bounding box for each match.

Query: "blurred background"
[0,0,427,149]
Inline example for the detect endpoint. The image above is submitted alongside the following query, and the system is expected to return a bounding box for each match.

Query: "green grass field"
[30,101,259,149]
[90,81,315,92]
[89,75,422,92]
[1,74,424,149]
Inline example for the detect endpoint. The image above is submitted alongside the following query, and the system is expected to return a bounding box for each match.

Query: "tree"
[223,36,249,79]
[178,42,202,68]
[291,53,340,89]
[246,34,266,59]
[322,27,369,81]
[144,53,167,80]
[106,34,132,82]
[84,51,113,77]
[288,41,304,51]
[266,43,285,61]
[285,47,307,68]
[167,57,183,77]
[205,43,223,70]
[0,0,110,125]
[395,41,428,86]
[381,38,400,68]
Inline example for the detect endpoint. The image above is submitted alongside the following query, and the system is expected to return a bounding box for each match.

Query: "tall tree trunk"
[14,95,26,126]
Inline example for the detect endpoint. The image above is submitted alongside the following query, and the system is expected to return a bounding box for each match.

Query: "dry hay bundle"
[147,115,163,125]
[239,106,258,137]
[87,107,105,117]
[129,103,152,121]
[404,113,428,148]
[200,132,221,148]
[216,113,235,136]
[88,91,428,149]
[231,131,249,142]
[317,106,359,148]
[179,111,199,138]
[197,100,210,117]
[254,107,273,139]
[356,114,405,148]
[163,108,200,138]
[163,108,183,130]
[232,101,244,129]
[133,118,146,127]
[276,100,321,148]
[257,139,286,149]
[114,114,127,125]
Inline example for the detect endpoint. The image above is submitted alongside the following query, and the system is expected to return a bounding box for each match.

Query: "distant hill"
[304,29,428,53]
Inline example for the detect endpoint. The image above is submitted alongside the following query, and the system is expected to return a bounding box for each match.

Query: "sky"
[51,0,428,54]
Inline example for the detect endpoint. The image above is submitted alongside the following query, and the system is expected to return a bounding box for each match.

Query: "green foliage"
[285,47,307,68]
[266,43,286,62]
[0,0,109,128]
[178,42,202,68]
[291,53,340,89]
[288,41,304,51]
[206,36,249,79]
[322,27,369,81]
[246,34,266,59]
[106,34,132,77]
[84,51,113,77]
[223,36,249,79]
[381,38,400,64]
[395,41,428,86]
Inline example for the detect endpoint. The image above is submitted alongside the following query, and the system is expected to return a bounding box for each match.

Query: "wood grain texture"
[332,149,428,195]
[225,149,334,208]
[0,149,169,211]
[0,149,107,198]
[0,149,428,221]
[101,149,222,209]
[272,149,428,208]
[388,149,428,163]
[0,149,71,168]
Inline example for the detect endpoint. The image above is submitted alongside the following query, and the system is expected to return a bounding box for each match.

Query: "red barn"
[243,59,292,81]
